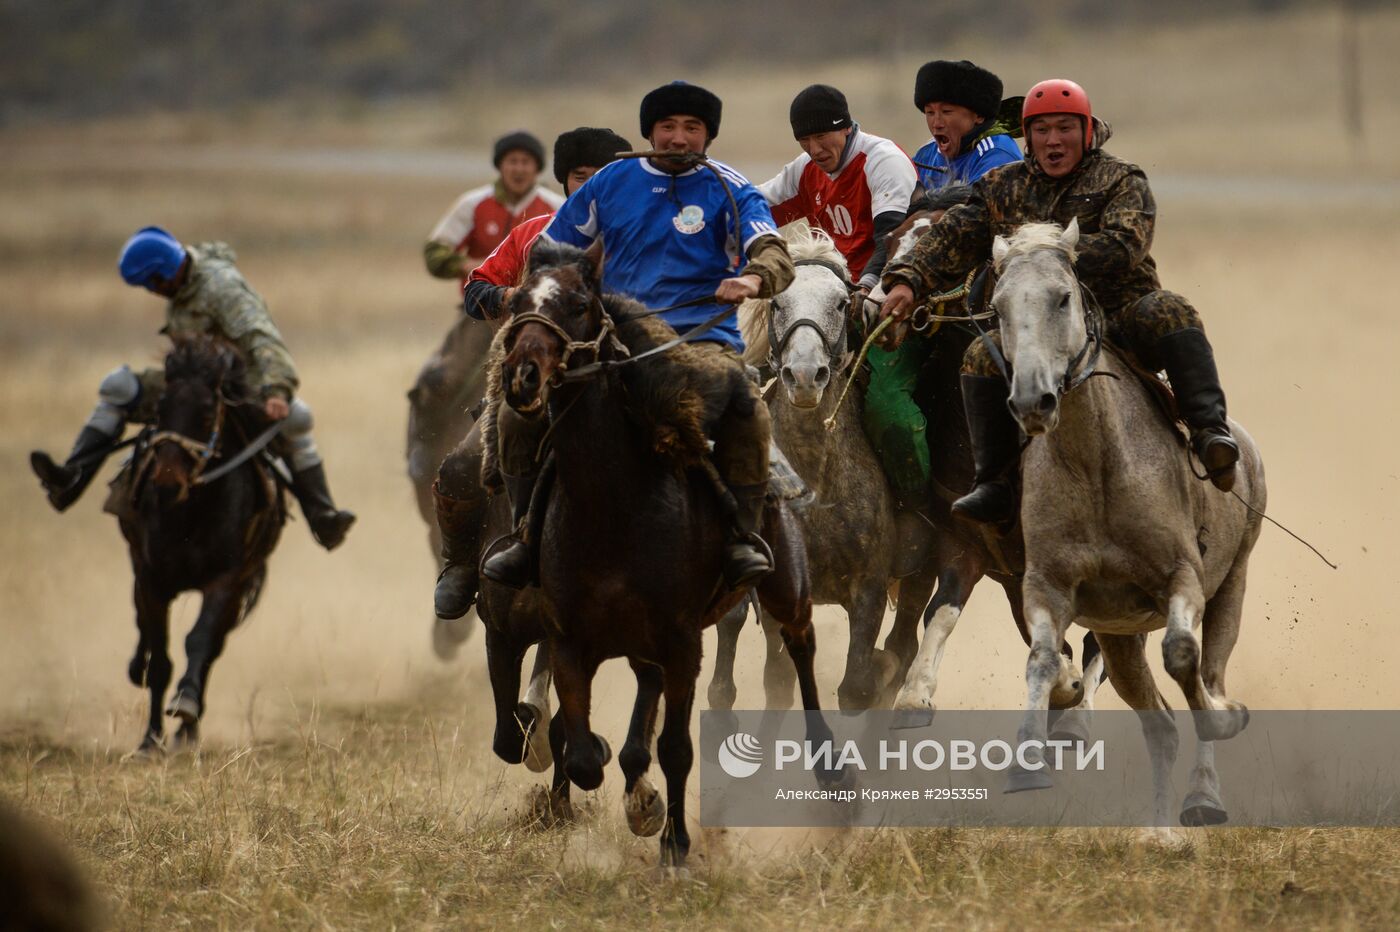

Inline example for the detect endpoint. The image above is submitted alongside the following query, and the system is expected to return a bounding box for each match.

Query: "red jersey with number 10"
[758,128,916,278]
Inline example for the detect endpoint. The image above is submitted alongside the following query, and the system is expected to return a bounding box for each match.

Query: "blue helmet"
[118,226,186,287]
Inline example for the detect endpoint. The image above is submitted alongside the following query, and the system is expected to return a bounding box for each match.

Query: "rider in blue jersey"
[910,60,1020,193]
[482,81,795,591]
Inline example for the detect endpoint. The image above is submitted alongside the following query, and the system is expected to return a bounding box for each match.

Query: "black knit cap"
[552,127,632,184]
[789,84,853,139]
[639,81,722,140]
[913,60,1003,120]
[492,130,546,170]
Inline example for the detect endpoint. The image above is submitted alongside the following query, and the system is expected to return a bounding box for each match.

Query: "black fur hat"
[789,84,853,138]
[552,127,632,184]
[639,81,722,140]
[493,130,546,170]
[913,60,1003,119]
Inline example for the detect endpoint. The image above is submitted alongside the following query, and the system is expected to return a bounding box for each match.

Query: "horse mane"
[995,222,1077,272]
[738,224,846,367]
[164,335,252,407]
[909,182,974,214]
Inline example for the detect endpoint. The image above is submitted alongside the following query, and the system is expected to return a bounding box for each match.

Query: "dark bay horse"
[499,242,839,868]
[122,336,284,752]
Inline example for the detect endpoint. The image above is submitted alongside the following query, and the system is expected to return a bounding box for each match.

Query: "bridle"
[502,296,628,387]
[766,258,853,372]
[145,389,227,486]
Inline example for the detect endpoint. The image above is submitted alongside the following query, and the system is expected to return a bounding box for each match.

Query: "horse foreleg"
[759,610,796,710]
[550,640,606,791]
[1162,567,1246,742]
[170,577,243,746]
[1048,632,1107,744]
[134,578,172,753]
[1096,633,1181,835]
[1007,576,1074,792]
[621,660,665,838]
[484,627,530,765]
[837,585,888,711]
[518,643,554,772]
[892,553,980,719]
[656,646,699,870]
[706,602,745,713]
[882,566,937,689]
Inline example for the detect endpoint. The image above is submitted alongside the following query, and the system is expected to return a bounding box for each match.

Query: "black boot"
[480,472,536,590]
[1155,328,1239,492]
[951,374,1021,528]
[891,491,935,578]
[289,463,356,550]
[723,482,773,591]
[30,426,116,512]
[433,481,486,619]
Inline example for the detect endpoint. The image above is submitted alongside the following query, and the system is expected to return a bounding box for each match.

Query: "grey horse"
[405,312,494,659]
[713,227,937,712]
[994,219,1264,830]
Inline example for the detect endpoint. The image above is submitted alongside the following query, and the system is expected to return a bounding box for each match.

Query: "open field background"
[3,6,1400,928]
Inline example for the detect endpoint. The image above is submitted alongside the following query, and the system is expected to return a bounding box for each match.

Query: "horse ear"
[1060,216,1080,253]
[992,234,1011,269]
[580,239,605,285]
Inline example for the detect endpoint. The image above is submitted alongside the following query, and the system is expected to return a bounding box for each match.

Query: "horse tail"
[235,565,267,629]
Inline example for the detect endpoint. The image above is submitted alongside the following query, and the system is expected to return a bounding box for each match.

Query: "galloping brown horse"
[122,336,284,752]
[497,242,839,868]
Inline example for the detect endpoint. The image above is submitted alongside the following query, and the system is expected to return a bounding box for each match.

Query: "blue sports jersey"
[913,132,1021,191]
[542,157,779,351]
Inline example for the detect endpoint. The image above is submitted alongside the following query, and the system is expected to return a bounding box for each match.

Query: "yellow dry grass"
[3,6,1400,928]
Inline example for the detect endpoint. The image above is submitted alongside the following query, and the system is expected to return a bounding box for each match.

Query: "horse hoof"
[625,776,666,837]
[1194,706,1249,742]
[431,616,474,661]
[524,784,574,827]
[126,732,164,761]
[1004,765,1054,794]
[890,707,934,730]
[165,691,200,725]
[1048,711,1093,745]
[593,733,613,767]
[127,653,148,687]
[656,864,692,881]
[172,722,199,752]
[518,703,553,773]
[1180,792,1228,826]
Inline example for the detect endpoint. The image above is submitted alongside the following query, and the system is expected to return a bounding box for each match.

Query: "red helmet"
[1022,79,1093,150]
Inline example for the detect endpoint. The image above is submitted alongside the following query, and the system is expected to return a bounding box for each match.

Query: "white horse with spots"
[993,219,1264,831]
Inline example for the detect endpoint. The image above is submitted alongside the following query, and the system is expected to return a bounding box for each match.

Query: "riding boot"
[1155,328,1240,492]
[723,482,773,591]
[433,481,487,619]
[480,472,536,590]
[951,374,1021,529]
[289,463,356,550]
[891,491,935,578]
[30,426,117,512]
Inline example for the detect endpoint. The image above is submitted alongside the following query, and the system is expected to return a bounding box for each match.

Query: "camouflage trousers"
[962,289,1206,377]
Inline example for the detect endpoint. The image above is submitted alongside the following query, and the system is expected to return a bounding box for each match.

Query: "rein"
[146,393,226,486]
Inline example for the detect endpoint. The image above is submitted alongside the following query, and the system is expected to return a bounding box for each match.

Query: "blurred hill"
[0,0,1375,124]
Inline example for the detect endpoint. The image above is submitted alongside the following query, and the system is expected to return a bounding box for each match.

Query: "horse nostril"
[1037,392,1057,415]
[520,362,540,391]
[815,365,830,386]
[780,366,796,387]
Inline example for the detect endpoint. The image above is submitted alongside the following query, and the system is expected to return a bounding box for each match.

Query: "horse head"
[500,240,611,419]
[990,217,1099,435]
[766,229,853,409]
[149,336,247,496]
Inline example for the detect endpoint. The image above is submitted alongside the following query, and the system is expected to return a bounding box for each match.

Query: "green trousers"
[861,334,931,505]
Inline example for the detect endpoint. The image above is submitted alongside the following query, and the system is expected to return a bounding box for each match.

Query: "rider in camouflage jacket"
[880,79,1240,527]
[29,229,356,549]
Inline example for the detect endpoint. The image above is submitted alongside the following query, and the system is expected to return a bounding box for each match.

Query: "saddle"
[102,427,287,522]
[1103,342,1190,448]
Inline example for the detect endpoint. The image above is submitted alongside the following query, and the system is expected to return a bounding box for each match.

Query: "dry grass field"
[3,6,1400,928]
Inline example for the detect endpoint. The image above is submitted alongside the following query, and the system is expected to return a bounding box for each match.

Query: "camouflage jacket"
[882,149,1161,317]
[164,242,299,400]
